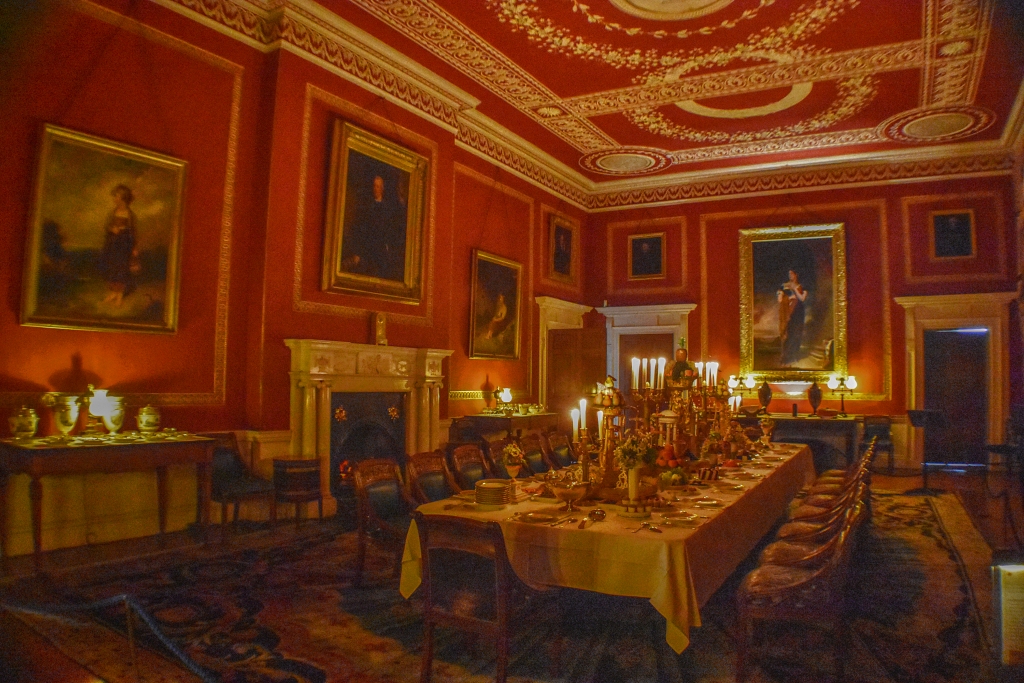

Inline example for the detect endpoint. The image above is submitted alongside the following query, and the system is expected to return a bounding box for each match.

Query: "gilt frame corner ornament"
[21,124,187,334]
[469,249,522,360]
[739,223,848,382]
[321,121,428,304]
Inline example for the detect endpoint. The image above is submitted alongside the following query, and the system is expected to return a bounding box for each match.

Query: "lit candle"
[657,357,666,390]
[631,357,641,390]
[597,410,604,440]
[649,358,656,389]
[708,361,719,387]
[571,408,580,442]
[579,398,588,432]
[694,362,704,386]
[642,358,648,388]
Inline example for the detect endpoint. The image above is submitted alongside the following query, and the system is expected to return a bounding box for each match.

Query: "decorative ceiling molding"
[150,0,1021,211]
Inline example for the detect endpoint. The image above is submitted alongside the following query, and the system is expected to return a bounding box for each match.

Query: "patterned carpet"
[1,492,997,683]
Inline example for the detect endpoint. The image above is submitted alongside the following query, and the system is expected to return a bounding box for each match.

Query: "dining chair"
[736,521,857,682]
[273,458,323,527]
[407,450,461,503]
[483,436,513,479]
[203,432,276,536]
[545,432,576,468]
[860,415,895,471]
[413,511,556,683]
[354,458,417,587]
[451,444,495,489]
[519,433,555,475]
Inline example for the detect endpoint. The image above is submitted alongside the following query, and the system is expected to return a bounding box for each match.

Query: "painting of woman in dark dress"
[21,125,186,333]
[739,224,848,378]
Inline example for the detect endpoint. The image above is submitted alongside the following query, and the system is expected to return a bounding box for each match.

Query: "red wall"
[0,1,589,433]
[0,1,1017,435]
[588,176,1020,414]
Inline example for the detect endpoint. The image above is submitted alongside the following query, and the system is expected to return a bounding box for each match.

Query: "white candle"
[649,358,656,389]
[571,408,580,442]
[642,358,648,388]
[579,398,588,432]
[708,361,719,387]
[694,362,704,386]
[631,357,641,390]
[597,410,604,440]
[657,357,666,389]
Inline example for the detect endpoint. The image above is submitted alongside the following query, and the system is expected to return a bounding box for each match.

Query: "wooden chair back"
[451,444,494,489]
[407,450,460,503]
[519,433,553,474]
[546,432,576,468]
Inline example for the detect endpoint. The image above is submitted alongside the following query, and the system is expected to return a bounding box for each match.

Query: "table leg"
[196,459,212,530]
[156,466,168,535]
[0,471,8,573]
[29,476,42,572]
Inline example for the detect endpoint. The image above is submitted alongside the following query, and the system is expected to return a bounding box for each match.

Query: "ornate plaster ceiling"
[334,0,1023,181]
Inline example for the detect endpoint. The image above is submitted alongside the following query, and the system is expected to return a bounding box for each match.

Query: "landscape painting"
[21,125,186,333]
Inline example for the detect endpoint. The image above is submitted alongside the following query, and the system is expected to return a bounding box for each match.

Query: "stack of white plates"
[475,479,510,507]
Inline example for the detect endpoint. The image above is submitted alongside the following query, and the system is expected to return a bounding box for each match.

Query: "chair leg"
[420,618,434,683]
[355,529,367,588]
[496,631,509,683]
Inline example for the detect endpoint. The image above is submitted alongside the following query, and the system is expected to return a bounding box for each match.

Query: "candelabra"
[827,375,857,416]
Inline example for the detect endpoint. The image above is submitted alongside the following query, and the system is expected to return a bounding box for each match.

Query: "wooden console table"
[452,412,559,440]
[0,436,214,570]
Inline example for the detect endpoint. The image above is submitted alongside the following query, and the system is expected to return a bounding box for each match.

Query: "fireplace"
[286,339,453,517]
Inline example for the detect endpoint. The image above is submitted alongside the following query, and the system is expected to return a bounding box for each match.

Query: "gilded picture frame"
[469,250,522,360]
[628,232,666,280]
[929,209,975,260]
[21,125,187,334]
[322,121,428,303]
[739,224,847,379]
[548,213,577,284]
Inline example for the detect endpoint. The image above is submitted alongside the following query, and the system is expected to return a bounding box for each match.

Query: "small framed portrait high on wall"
[628,232,665,280]
[930,210,975,259]
[21,125,187,333]
[548,213,577,284]
[322,121,428,303]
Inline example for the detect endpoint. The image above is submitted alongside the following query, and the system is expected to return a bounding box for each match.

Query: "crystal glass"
[53,396,80,440]
[102,397,125,434]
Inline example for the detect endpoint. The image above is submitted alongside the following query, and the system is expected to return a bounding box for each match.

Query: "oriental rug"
[1,492,997,683]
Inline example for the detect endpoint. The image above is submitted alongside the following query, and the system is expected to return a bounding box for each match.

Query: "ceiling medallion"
[608,0,736,21]
[879,106,995,143]
[580,148,672,175]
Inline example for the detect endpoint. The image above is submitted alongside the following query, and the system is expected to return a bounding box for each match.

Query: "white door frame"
[895,292,1016,465]
[595,304,697,383]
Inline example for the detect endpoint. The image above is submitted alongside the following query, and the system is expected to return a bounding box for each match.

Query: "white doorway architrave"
[536,296,593,408]
[595,303,697,384]
[895,291,1017,467]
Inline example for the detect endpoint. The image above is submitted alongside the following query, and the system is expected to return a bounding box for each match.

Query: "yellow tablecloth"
[400,444,814,653]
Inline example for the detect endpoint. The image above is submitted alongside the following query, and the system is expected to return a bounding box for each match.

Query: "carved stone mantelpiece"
[285,339,453,516]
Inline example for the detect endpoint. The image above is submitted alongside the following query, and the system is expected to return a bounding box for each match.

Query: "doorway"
[923,328,989,464]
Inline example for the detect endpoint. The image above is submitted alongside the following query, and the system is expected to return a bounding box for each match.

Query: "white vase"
[627,466,640,503]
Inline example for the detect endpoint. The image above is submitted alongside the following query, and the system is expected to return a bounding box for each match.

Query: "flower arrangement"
[613,431,657,470]
[502,442,526,467]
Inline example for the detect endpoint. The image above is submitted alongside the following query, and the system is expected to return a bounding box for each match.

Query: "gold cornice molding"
[149,0,1020,211]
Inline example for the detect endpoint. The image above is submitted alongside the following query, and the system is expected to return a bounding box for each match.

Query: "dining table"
[400,443,815,653]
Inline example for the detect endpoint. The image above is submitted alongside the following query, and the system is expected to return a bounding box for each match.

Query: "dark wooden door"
[548,328,606,431]
[923,328,988,464]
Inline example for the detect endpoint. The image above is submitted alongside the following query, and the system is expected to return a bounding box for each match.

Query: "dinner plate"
[453,491,475,501]
[725,471,757,480]
[520,512,559,524]
[693,498,722,507]
[661,510,697,520]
